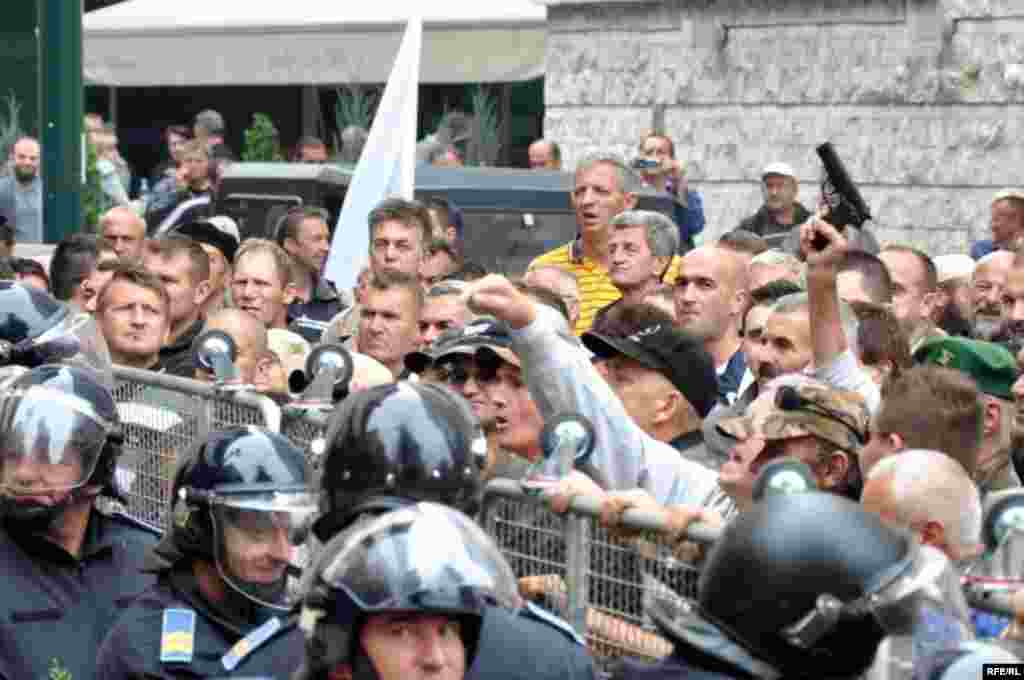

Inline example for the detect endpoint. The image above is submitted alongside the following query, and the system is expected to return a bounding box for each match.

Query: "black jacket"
[96,538,303,680]
[738,202,813,242]
[0,510,159,680]
[159,318,205,378]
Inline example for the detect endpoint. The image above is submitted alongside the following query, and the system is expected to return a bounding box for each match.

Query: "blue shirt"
[0,175,42,242]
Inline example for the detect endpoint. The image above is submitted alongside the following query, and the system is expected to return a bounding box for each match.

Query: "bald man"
[100,206,147,261]
[862,449,982,562]
[972,250,1014,339]
[195,308,269,385]
[673,245,748,403]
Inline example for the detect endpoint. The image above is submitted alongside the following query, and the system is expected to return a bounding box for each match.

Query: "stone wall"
[541,0,1024,253]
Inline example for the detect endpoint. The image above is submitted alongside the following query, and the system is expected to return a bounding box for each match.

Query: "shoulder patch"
[522,602,587,646]
[160,608,196,664]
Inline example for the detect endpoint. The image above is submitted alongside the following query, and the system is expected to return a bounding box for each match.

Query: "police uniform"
[95,570,304,679]
[0,509,158,680]
[469,603,597,680]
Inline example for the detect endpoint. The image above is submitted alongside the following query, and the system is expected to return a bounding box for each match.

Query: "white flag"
[324,16,422,290]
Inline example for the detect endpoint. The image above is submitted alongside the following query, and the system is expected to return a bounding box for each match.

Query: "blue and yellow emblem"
[160,608,197,664]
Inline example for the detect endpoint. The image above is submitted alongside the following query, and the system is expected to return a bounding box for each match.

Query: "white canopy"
[84,0,546,87]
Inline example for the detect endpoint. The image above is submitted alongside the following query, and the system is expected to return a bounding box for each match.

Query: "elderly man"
[737,162,812,245]
[746,249,803,291]
[100,206,147,261]
[933,253,976,337]
[600,210,679,315]
[915,337,1020,495]
[583,309,720,470]
[95,264,170,371]
[862,449,982,563]
[972,190,1024,259]
[673,245,748,404]
[529,153,680,335]
[0,137,42,242]
[356,271,422,379]
[973,250,1015,340]
[879,244,944,352]
[143,236,211,376]
[466,274,720,509]
[528,139,561,170]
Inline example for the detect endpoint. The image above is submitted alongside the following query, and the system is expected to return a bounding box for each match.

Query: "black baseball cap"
[583,323,718,418]
[404,318,514,374]
[172,216,240,263]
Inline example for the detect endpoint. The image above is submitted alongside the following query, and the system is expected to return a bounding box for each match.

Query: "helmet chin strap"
[2,485,98,535]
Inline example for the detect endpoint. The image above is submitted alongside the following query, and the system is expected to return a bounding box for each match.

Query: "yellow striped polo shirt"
[528,240,681,335]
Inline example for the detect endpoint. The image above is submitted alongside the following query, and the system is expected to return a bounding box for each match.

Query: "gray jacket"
[511,305,720,507]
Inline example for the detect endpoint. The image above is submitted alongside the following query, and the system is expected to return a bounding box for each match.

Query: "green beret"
[913,337,1018,400]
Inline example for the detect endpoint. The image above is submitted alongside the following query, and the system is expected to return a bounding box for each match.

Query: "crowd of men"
[2,112,1024,679]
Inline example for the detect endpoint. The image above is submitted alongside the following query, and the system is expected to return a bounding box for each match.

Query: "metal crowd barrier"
[480,478,712,671]
[112,367,284,527]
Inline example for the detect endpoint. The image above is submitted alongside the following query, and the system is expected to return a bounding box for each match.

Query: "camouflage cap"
[716,377,869,453]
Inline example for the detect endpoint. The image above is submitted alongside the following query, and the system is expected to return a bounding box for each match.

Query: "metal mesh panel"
[281,410,330,470]
[113,376,274,529]
[481,485,702,671]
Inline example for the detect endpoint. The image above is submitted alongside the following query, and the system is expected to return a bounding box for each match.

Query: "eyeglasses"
[434,361,492,387]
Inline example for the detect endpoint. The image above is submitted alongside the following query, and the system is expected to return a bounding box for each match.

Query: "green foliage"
[48,658,72,680]
[0,92,24,174]
[81,122,103,232]
[241,113,284,162]
[465,85,501,167]
[334,85,378,132]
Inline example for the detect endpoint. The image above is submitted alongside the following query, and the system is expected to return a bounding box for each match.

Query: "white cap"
[762,162,796,180]
[992,189,1024,205]
[206,215,241,242]
[933,254,976,284]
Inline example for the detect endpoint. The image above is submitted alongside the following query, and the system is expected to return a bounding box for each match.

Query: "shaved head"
[862,449,981,561]
[199,308,269,384]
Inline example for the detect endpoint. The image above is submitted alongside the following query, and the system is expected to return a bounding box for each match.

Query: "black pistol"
[814,142,871,251]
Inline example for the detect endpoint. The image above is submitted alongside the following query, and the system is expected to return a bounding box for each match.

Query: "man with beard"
[933,254,975,337]
[0,137,42,243]
[973,250,1015,340]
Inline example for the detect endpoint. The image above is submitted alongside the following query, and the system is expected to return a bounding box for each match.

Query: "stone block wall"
[541,0,1024,254]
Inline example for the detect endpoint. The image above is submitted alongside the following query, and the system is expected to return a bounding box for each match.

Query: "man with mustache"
[973,249,1014,340]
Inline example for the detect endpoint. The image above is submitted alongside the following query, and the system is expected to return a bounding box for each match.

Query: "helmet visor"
[0,384,110,495]
[321,503,520,616]
[11,313,114,390]
[211,491,318,611]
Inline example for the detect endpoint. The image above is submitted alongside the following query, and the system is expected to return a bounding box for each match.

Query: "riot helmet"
[0,364,122,532]
[0,281,113,388]
[296,502,520,680]
[171,427,316,611]
[647,493,972,678]
[313,382,486,542]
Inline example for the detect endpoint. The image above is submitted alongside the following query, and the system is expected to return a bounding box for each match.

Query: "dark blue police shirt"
[469,604,597,680]
[96,576,303,680]
[0,509,158,680]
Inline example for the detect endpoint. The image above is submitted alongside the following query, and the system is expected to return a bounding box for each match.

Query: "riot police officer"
[0,279,115,386]
[616,492,973,679]
[312,381,599,680]
[0,364,158,680]
[296,502,522,680]
[96,427,318,678]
